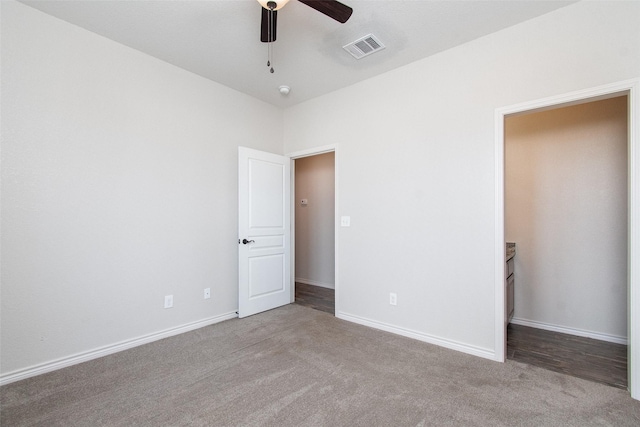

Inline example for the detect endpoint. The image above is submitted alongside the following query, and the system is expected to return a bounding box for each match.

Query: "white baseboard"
[336,311,496,361]
[0,311,238,386]
[295,278,335,289]
[510,317,628,345]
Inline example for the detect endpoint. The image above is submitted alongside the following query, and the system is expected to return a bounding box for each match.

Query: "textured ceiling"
[20,0,576,108]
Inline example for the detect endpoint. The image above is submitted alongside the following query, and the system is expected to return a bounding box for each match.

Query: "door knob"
[242,239,255,244]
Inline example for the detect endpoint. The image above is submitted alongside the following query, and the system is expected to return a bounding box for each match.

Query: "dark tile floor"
[507,323,628,389]
[294,282,335,314]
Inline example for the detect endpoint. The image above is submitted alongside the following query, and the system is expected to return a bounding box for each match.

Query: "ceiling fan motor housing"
[258,0,289,11]
[260,0,353,44]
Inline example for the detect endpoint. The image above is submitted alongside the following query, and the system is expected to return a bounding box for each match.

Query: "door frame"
[287,144,339,314]
[494,78,640,399]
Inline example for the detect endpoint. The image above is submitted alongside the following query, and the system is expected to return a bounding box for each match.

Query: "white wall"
[283,1,640,357]
[505,97,628,341]
[295,153,335,288]
[0,2,282,378]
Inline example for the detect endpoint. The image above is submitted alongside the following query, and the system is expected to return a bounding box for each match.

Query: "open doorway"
[291,151,336,315]
[504,96,628,389]
[495,78,639,399]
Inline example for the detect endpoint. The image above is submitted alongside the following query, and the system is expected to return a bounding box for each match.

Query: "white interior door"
[238,147,291,318]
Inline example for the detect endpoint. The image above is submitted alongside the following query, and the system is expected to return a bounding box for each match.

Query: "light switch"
[300,199,308,206]
[341,216,351,227]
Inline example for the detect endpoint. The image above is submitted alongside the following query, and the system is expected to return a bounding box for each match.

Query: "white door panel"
[238,147,291,318]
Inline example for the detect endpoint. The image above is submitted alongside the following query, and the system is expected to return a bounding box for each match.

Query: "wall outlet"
[204,288,211,299]
[164,295,173,309]
[341,216,351,227]
[389,293,397,306]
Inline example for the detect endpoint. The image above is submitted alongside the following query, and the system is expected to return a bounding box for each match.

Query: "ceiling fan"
[258,0,353,43]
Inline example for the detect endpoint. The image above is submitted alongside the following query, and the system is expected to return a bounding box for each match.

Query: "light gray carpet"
[2,304,639,426]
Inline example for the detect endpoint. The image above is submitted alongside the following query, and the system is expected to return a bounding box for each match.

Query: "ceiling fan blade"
[260,7,277,42]
[298,0,353,24]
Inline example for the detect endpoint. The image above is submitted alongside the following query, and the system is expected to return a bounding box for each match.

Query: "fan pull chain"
[266,5,275,73]
[269,42,274,73]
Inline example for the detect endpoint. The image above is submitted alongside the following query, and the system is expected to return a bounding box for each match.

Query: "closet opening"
[291,150,336,315]
[504,95,628,389]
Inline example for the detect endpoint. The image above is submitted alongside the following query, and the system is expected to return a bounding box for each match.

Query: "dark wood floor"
[294,283,627,389]
[294,282,335,314]
[507,323,628,389]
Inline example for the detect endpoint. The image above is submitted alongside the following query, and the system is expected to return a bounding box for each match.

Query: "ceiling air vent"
[343,34,385,60]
